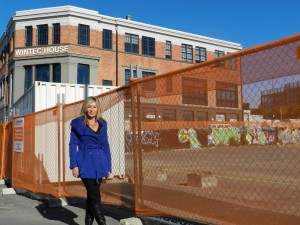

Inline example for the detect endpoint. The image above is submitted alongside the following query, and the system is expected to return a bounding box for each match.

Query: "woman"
[69,96,112,225]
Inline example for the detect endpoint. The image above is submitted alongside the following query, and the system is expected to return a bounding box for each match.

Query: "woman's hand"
[72,167,79,178]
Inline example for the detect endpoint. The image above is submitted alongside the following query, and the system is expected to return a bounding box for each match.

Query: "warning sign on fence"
[14,117,24,152]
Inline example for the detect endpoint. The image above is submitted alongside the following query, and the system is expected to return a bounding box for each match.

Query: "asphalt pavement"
[0,180,134,225]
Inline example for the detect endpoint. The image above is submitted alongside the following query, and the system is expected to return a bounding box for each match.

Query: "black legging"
[82,178,102,206]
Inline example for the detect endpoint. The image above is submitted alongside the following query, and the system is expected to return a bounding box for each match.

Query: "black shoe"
[85,204,94,225]
[90,203,106,225]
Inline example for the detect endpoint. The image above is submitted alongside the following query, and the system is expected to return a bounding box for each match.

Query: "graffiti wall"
[124,126,300,152]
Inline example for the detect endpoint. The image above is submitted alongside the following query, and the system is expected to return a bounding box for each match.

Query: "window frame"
[37,24,48,46]
[52,23,60,44]
[216,81,238,108]
[214,50,225,58]
[25,26,33,47]
[35,64,50,82]
[102,29,112,49]
[181,44,193,62]
[195,47,206,63]
[125,33,139,54]
[141,71,156,91]
[78,24,90,46]
[53,63,61,83]
[182,77,208,106]
[165,41,172,59]
[102,79,113,86]
[142,36,155,56]
[24,66,33,92]
[77,63,90,84]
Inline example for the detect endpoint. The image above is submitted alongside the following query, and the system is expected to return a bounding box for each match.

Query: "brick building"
[0,6,242,123]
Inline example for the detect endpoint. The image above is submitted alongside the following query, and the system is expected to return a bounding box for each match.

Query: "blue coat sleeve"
[103,121,112,173]
[69,125,79,169]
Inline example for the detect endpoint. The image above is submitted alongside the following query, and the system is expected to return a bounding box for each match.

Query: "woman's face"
[86,102,98,119]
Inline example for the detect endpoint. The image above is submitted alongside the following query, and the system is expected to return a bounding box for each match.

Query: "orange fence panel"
[3,33,300,225]
[0,122,13,179]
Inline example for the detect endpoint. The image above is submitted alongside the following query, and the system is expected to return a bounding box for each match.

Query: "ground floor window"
[102,80,113,86]
[77,64,89,84]
[163,109,176,121]
[24,66,33,91]
[24,63,62,91]
[53,64,61,83]
[36,64,49,82]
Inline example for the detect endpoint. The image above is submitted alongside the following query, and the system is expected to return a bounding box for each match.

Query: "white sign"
[14,117,24,152]
[15,45,69,57]
[216,114,225,122]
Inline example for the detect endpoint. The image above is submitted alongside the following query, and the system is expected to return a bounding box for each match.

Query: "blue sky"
[0,0,299,48]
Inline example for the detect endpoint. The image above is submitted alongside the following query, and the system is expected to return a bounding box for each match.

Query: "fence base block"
[120,217,143,225]
[2,188,16,195]
[187,172,217,188]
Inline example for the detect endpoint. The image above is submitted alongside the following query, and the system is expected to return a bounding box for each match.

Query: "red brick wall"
[12,24,220,86]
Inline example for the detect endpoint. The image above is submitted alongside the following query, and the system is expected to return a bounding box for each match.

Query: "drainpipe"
[9,72,13,121]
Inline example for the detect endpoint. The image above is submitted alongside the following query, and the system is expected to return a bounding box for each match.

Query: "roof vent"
[126,15,132,20]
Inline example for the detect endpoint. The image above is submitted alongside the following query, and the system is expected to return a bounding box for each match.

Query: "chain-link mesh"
[127,35,300,225]
[12,106,61,197]
[0,122,13,179]
[2,34,300,225]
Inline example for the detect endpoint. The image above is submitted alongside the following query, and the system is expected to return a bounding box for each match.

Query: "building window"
[36,65,49,82]
[124,69,137,84]
[216,82,238,108]
[228,113,239,122]
[163,109,176,121]
[142,36,155,56]
[52,23,60,44]
[125,33,139,54]
[53,64,61,83]
[197,111,208,121]
[195,47,206,63]
[142,71,156,91]
[215,50,225,58]
[37,24,48,46]
[182,78,207,106]
[142,108,156,121]
[77,64,89,84]
[24,66,33,91]
[182,110,193,121]
[102,80,112,86]
[78,24,90,46]
[181,44,193,62]
[25,26,33,47]
[102,29,112,49]
[166,76,172,93]
[166,41,172,59]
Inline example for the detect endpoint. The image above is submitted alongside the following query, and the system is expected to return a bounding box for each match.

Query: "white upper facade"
[2,5,242,53]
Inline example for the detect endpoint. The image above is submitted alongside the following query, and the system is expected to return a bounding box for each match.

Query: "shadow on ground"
[36,204,80,225]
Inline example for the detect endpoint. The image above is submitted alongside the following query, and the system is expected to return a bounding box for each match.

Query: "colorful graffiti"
[278,128,300,144]
[125,130,160,149]
[125,126,300,152]
[178,128,201,149]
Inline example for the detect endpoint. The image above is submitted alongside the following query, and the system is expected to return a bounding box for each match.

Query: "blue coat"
[69,116,112,181]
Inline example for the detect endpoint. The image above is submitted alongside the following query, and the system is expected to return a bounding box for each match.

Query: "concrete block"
[60,197,68,206]
[201,176,218,188]
[187,172,217,188]
[120,217,143,225]
[2,188,16,195]
[0,179,5,185]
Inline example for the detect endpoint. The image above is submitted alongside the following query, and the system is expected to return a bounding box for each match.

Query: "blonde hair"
[80,96,102,126]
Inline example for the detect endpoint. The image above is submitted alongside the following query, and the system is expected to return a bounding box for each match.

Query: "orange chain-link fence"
[2,33,300,225]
